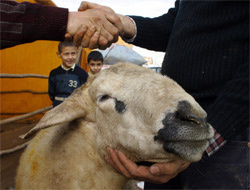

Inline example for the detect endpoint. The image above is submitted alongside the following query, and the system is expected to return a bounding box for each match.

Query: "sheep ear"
[20,79,94,139]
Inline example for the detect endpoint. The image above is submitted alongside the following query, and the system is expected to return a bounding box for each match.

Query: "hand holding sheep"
[106,147,191,184]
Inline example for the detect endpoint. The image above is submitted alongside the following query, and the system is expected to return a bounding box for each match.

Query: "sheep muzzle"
[154,101,214,161]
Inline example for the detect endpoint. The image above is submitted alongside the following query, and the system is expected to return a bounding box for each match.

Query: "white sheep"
[16,62,214,189]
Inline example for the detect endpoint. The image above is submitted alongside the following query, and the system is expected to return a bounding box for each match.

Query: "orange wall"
[0,41,90,118]
[15,0,56,6]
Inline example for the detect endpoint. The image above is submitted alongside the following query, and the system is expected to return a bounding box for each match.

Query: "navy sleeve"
[79,70,88,86]
[48,72,56,101]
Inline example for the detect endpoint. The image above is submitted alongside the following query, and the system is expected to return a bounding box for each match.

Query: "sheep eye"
[98,95,110,102]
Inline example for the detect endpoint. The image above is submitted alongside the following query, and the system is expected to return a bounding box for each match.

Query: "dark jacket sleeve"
[79,70,89,86]
[48,72,56,102]
[0,0,68,49]
[129,0,179,52]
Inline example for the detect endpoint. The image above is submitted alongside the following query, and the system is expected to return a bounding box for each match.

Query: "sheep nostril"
[187,115,203,125]
[176,111,207,126]
[176,101,209,127]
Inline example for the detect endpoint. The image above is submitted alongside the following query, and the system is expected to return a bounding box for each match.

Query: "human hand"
[105,147,191,184]
[76,2,136,48]
[66,7,122,49]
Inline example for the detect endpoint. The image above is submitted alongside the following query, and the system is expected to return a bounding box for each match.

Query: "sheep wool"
[16,62,214,189]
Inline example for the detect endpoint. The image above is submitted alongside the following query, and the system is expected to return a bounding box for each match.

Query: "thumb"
[64,33,73,41]
[149,162,174,176]
[149,165,161,176]
[78,1,88,11]
[78,1,115,13]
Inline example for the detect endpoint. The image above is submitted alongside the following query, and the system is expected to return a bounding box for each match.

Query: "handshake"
[66,1,136,50]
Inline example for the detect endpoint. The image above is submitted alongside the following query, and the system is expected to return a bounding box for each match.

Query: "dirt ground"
[0,120,38,189]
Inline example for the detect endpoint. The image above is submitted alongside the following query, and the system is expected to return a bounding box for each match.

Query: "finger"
[81,25,96,48]
[64,33,73,41]
[78,1,88,11]
[107,148,132,178]
[149,164,179,182]
[98,36,110,50]
[73,25,87,47]
[105,13,123,38]
[89,31,100,49]
[98,39,113,50]
[82,10,119,43]
[117,151,151,178]
[104,154,120,173]
[150,160,190,176]
[100,12,120,41]
[89,17,114,44]
[104,41,113,50]
[150,163,175,176]
[78,1,114,13]
[116,151,172,184]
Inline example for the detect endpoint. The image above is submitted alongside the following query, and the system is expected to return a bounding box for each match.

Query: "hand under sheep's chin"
[105,147,191,185]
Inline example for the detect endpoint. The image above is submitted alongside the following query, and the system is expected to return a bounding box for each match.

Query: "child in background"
[87,51,104,76]
[49,41,88,107]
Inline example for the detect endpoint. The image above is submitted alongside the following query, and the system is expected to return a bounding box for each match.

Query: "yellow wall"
[0,41,91,119]
[16,0,56,6]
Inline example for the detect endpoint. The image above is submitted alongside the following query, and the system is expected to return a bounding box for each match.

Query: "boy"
[49,41,88,107]
[87,51,104,76]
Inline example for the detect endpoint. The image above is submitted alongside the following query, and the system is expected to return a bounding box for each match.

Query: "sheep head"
[21,62,214,162]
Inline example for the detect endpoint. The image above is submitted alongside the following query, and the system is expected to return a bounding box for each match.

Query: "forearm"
[0,0,68,49]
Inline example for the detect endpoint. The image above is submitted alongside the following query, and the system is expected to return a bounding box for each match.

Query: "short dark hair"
[58,41,76,53]
[87,51,103,63]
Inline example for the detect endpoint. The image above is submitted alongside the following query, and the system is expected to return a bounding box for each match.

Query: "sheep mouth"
[142,158,174,163]
[162,139,210,152]
[153,138,210,161]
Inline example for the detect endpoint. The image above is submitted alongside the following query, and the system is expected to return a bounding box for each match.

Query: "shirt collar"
[61,63,76,71]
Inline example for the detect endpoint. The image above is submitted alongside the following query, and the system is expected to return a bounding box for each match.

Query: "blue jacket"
[49,64,88,107]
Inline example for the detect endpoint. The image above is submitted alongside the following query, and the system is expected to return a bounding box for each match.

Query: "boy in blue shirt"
[49,41,88,107]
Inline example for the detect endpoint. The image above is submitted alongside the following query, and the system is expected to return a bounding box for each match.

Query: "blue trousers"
[145,139,249,189]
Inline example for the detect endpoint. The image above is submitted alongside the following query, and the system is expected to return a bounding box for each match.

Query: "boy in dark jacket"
[49,41,88,107]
